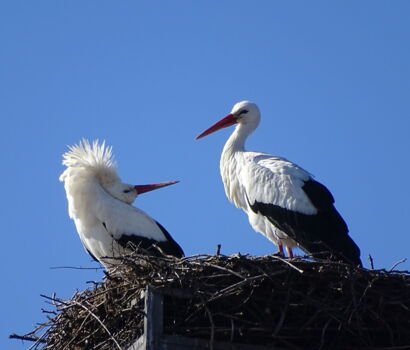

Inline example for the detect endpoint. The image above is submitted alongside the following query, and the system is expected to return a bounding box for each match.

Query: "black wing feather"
[249,179,362,266]
[115,221,184,258]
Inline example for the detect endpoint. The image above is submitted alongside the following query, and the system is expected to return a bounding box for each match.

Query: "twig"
[62,312,92,350]
[28,331,48,350]
[208,274,266,302]
[375,346,410,350]
[390,258,408,272]
[319,319,332,350]
[203,304,215,350]
[70,300,122,350]
[368,254,375,270]
[230,318,235,343]
[269,254,304,273]
[40,294,70,307]
[207,263,246,279]
[9,334,46,343]
[50,266,102,270]
[273,282,291,337]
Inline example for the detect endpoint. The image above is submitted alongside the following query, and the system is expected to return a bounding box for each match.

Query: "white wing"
[93,193,167,242]
[240,152,317,215]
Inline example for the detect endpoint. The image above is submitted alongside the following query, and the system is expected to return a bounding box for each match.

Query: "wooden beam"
[127,286,277,350]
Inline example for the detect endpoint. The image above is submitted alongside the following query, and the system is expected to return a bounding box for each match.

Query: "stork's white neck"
[219,123,252,209]
[223,121,258,155]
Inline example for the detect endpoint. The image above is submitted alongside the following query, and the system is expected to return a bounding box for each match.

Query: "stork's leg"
[275,243,285,257]
[286,246,294,259]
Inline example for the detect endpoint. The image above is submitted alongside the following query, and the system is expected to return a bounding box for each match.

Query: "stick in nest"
[70,300,122,350]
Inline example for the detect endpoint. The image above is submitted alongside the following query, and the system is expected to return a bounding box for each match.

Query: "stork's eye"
[123,189,131,193]
[239,109,248,115]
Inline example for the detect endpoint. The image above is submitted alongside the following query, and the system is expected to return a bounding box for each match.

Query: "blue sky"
[2,1,409,348]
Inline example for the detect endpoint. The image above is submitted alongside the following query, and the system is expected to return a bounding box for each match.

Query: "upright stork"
[196,101,361,266]
[60,139,184,269]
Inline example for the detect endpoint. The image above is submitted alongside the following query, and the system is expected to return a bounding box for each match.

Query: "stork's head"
[60,139,178,205]
[104,181,140,204]
[196,101,260,139]
[103,180,179,204]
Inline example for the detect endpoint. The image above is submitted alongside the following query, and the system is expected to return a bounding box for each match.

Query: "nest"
[12,253,410,349]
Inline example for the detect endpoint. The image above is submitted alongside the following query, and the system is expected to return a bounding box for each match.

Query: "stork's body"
[60,140,184,269]
[197,101,361,266]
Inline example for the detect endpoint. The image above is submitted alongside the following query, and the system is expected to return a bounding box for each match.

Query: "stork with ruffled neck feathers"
[60,140,184,269]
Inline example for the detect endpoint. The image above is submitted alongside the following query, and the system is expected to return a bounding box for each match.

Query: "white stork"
[196,101,361,266]
[59,139,184,269]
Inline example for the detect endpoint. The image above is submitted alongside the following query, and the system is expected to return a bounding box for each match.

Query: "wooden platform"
[128,286,276,350]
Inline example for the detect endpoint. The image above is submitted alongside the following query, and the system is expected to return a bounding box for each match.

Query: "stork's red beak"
[196,114,238,140]
[134,181,179,194]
